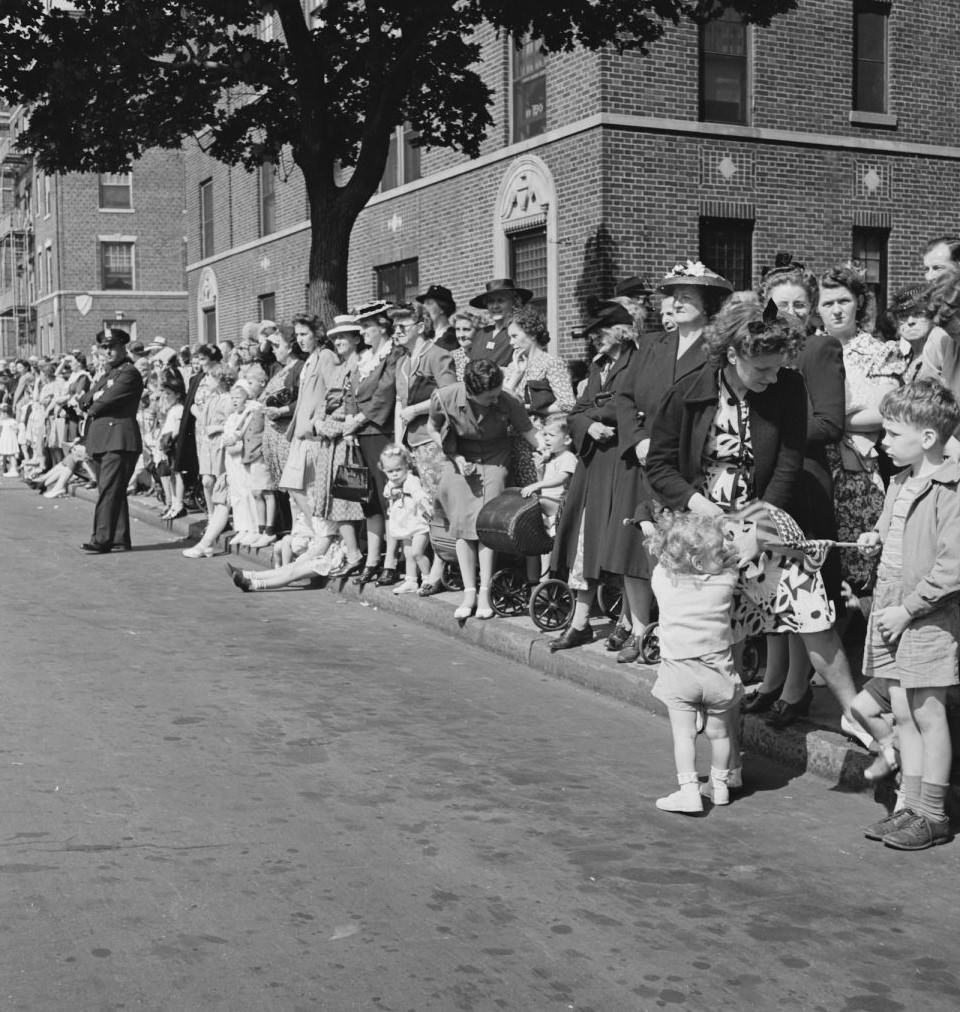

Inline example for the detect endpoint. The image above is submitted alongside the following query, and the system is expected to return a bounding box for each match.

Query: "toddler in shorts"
[521,415,577,537]
[856,379,960,851]
[647,511,743,814]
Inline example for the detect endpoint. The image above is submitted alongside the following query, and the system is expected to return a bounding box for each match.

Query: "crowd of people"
[5,240,960,849]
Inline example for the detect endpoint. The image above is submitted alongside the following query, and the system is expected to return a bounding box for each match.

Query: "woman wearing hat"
[416,285,459,352]
[334,301,405,583]
[607,261,733,660]
[548,298,649,651]
[468,278,533,367]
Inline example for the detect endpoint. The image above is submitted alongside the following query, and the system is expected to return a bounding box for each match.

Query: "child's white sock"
[707,767,730,806]
[656,772,702,814]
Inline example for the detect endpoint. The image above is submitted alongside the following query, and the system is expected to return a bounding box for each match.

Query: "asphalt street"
[2,482,960,1012]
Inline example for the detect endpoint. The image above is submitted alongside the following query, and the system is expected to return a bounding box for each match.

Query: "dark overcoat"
[79,358,144,455]
[551,342,651,580]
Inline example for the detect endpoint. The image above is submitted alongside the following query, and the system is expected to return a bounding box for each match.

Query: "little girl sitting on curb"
[647,511,743,815]
[380,444,432,594]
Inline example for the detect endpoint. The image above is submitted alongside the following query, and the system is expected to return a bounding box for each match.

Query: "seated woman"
[645,296,860,741]
[428,359,539,620]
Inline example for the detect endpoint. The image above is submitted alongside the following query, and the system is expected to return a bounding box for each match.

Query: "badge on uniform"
[486,341,495,350]
[107,379,115,388]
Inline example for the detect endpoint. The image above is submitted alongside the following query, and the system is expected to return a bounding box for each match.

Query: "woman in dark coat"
[646,297,858,728]
[609,262,733,659]
[548,300,646,651]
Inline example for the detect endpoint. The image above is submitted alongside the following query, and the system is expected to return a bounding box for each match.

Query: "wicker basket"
[476,488,554,556]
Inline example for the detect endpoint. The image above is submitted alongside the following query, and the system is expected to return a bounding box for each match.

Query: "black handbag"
[264,386,294,408]
[331,442,372,504]
[524,379,555,417]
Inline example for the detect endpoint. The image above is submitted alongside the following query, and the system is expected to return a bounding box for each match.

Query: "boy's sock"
[916,781,949,824]
[900,774,922,813]
[708,767,730,806]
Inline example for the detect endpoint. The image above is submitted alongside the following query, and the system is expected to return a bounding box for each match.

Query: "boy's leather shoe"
[80,541,111,553]
[883,814,952,851]
[549,624,594,652]
[863,808,916,841]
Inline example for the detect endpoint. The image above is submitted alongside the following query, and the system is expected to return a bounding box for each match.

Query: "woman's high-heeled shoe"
[742,688,782,715]
[182,545,214,559]
[766,687,813,729]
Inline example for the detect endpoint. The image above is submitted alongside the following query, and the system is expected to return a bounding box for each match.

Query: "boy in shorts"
[857,379,960,850]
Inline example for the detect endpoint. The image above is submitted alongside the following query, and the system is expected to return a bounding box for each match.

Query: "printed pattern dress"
[699,374,835,638]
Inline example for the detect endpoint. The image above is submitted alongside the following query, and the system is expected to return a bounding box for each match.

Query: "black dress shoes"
[80,541,112,554]
[605,623,632,651]
[549,624,595,653]
[353,565,381,586]
[329,556,364,579]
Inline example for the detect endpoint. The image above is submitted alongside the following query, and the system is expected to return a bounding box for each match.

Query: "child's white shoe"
[656,774,702,814]
[393,580,420,595]
[182,545,214,559]
[702,767,731,806]
[727,767,743,790]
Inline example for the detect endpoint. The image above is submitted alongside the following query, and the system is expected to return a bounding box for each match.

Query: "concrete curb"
[70,485,883,794]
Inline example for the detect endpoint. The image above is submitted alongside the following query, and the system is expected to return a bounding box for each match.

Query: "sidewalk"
[72,485,893,796]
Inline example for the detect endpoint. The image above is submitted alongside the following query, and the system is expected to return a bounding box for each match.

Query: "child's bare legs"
[245,554,319,589]
[657,709,704,814]
[202,474,216,520]
[800,628,856,717]
[159,473,173,509]
[273,536,291,568]
[906,686,952,827]
[398,534,430,592]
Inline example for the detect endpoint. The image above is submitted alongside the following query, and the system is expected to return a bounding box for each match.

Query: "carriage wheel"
[528,578,575,632]
[741,635,767,685]
[440,560,464,592]
[490,567,529,617]
[638,621,660,664]
[596,581,623,622]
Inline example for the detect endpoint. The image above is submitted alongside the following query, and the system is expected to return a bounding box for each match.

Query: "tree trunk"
[305,196,353,327]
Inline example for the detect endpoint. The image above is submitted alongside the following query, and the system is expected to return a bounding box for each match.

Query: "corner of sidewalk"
[69,484,890,796]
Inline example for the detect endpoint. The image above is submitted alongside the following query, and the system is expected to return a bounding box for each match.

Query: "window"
[509,228,547,317]
[853,2,888,113]
[258,292,276,321]
[199,178,214,259]
[105,318,136,341]
[379,125,421,192]
[852,226,888,307]
[512,36,547,142]
[699,11,749,124]
[100,241,134,290]
[259,161,276,237]
[45,246,52,295]
[699,217,753,291]
[202,307,217,345]
[99,172,132,210]
[375,258,419,304]
[43,172,51,216]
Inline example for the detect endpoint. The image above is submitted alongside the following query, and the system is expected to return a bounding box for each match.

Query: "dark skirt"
[356,432,392,519]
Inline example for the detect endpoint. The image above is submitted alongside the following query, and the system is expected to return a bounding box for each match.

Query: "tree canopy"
[0,0,798,317]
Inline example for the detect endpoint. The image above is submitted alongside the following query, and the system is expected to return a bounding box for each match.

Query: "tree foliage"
[0,0,797,314]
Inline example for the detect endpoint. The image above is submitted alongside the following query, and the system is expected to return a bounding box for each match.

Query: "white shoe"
[4,469,18,477]
[840,714,874,750]
[656,786,703,814]
[249,533,277,549]
[182,545,214,559]
[393,580,420,595]
[704,777,730,806]
[727,767,743,790]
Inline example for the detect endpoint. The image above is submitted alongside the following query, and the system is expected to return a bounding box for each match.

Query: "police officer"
[77,327,144,553]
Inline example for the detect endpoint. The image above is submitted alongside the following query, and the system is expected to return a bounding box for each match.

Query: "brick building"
[185,0,960,360]
[0,103,188,358]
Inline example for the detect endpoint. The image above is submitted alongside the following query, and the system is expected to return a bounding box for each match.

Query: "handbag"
[524,379,555,417]
[331,441,373,504]
[264,386,294,408]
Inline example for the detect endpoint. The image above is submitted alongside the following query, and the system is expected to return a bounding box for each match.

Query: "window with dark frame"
[258,292,276,322]
[379,125,421,192]
[509,228,548,317]
[259,161,276,237]
[375,258,419,304]
[199,178,214,259]
[100,241,134,290]
[203,307,218,345]
[853,1,888,113]
[513,35,547,142]
[99,172,132,210]
[699,11,749,124]
[699,217,754,292]
[852,226,888,308]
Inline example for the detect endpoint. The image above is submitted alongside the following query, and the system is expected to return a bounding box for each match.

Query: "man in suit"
[468,278,532,367]
[77,328,144,553]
